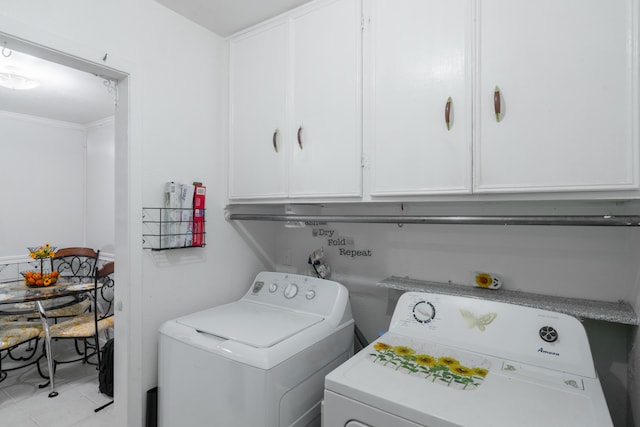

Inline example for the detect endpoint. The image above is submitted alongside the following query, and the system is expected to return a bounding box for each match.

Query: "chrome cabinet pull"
[445,96,452,130]
[297,126,303,149]
[494,86,501,122]
[272,129,278,152]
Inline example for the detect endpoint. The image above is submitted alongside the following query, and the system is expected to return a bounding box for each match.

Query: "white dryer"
[323,291,612,427]
[158,271,354,427]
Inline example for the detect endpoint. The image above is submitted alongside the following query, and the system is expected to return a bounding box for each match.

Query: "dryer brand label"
[538,347,560,356]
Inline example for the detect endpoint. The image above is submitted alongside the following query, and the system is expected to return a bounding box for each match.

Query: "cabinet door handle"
[445,96,452,131]
[272,129,278,152]
[297,126,303,150]
[494,86,501,122]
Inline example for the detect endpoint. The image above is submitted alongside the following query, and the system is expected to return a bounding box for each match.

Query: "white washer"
[158,271,354,427]
[323,291,613,427]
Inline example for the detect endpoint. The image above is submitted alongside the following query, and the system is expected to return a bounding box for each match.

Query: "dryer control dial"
[539,326,559,343]
[268,283,278,293]
[413,300,436,324]
[283,283,299,299]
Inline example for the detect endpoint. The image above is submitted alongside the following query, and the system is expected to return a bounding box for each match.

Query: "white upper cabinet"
[369,0,472,196]
[475,0,638,193]
[229,0,638,202]
[289,0,362,198]
[229,22,289,199]
[228,0,362,201]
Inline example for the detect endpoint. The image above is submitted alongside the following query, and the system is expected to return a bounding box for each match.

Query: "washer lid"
[176,301,323,348]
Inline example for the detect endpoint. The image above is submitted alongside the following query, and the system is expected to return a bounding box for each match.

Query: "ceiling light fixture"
[0,70,40,90]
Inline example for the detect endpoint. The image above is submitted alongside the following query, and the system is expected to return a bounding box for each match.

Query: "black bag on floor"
[99,338,114,397]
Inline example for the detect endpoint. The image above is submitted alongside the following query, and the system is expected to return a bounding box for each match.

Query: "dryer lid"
[176,301,323,348]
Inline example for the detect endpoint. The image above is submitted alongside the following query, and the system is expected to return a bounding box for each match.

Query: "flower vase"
[25,245,58,287]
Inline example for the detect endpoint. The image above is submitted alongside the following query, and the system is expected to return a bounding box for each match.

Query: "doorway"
[0,31,132,425]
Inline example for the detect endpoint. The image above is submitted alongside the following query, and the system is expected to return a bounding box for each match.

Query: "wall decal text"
[327,237,355,247]
[339,248,373,257]
[313,228,336,238]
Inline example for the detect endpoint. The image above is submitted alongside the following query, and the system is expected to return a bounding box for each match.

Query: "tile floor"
[0,340,114,427]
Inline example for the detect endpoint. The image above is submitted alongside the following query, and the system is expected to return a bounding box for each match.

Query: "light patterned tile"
[74,380,112,407]
[0,383,18,408]
[0,413,40,427]
[1,341,111,427]
[69,404,115,427]
[30,396,99,427]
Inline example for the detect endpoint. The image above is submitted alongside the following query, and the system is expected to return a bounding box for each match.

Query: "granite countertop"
[377,276,639,326]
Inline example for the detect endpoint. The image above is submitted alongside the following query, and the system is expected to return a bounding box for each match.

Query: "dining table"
[0,278,96,397]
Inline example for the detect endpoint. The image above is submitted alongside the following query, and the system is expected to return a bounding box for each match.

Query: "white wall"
[0,2,267,426]
[0,112,115,260]
[85,117,115,256]
[0,111,85,257]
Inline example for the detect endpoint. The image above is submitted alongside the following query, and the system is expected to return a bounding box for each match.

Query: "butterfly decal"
[460,309,497,331]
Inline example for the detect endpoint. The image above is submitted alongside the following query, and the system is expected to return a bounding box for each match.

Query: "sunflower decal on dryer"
[369,339,490,390]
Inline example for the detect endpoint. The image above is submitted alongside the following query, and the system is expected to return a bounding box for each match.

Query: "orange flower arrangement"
[24,243,59,287]
[28,243,56,260]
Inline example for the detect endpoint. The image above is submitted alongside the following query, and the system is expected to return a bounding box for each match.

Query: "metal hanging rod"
[226,213,640,227]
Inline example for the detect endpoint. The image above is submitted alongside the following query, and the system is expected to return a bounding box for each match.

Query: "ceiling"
[0,45,115,125]
[154,0,314,36]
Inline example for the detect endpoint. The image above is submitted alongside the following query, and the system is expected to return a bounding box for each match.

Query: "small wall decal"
[309,224,372,261]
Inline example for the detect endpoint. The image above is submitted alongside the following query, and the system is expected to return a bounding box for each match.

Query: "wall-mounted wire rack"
[142,207,206,250]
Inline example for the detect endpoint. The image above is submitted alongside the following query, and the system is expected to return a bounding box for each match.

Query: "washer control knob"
[268,283,278,293]
[284,283,299,299]
[305,290,316,300]
[413,301,436,324]
[539,326,558,343]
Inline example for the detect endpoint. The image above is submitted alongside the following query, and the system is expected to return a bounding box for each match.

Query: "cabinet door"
[229,22,289,199]
[289,0,362,198]
[370,0,472,196]
[476,0,637,193]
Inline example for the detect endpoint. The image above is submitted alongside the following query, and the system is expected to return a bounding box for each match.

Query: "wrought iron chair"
[0,319,43,382]
[41,247,100,321]
[51,247,100,280]
[44,261,115,369]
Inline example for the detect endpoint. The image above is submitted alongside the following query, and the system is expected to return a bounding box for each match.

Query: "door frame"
[0,24,141,426]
